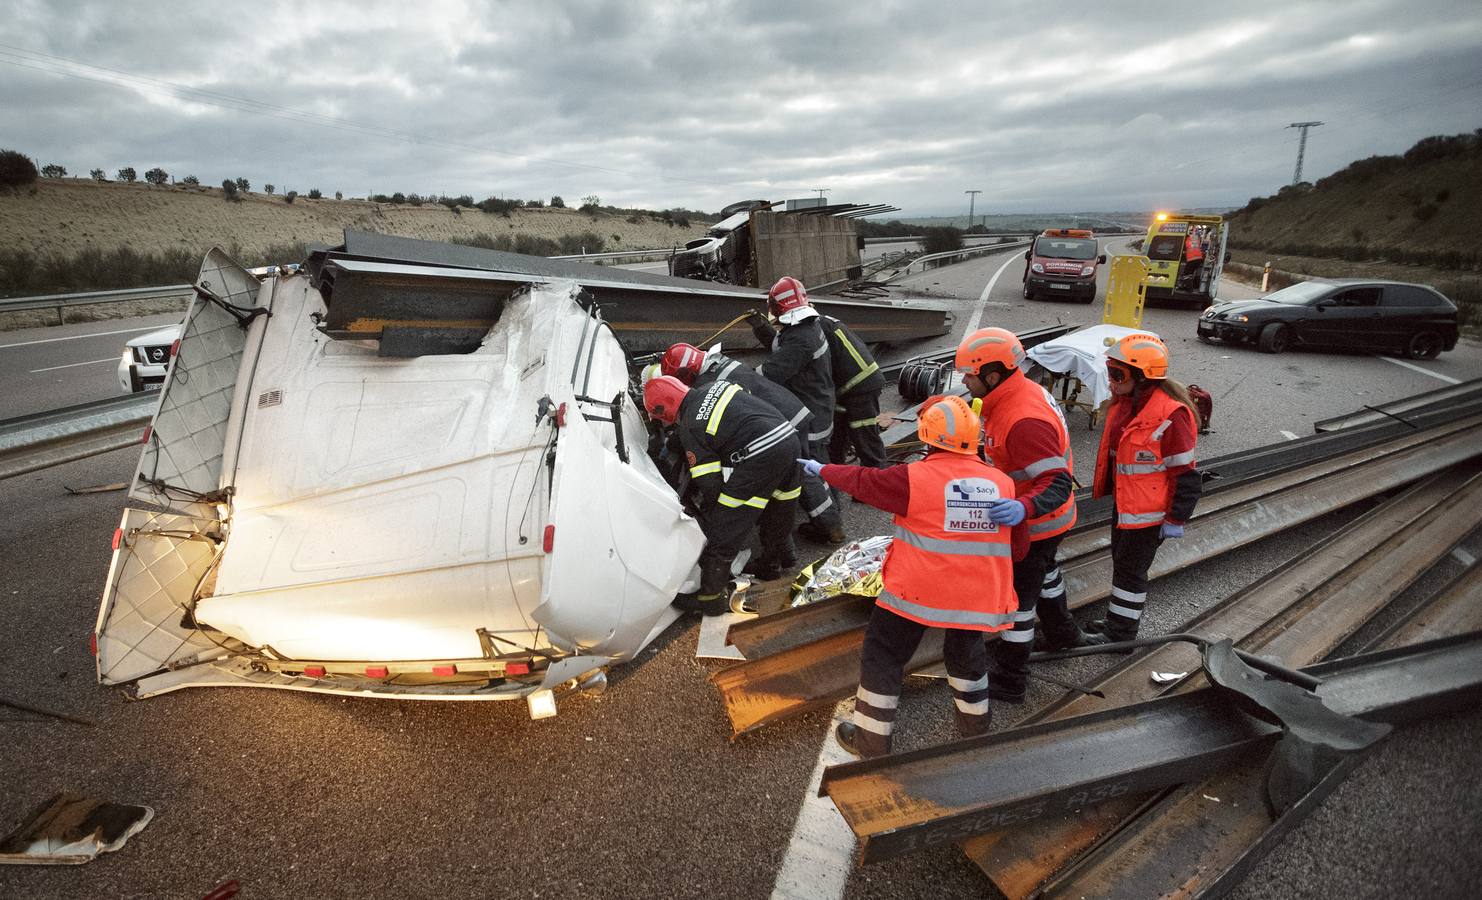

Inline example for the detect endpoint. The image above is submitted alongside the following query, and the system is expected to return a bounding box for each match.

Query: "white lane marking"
[1374,355,1461,384]
[0,324,165,350]
[1280,430,1299,441]
[771,701,857,900]
[30,357,118,373]
[1454,548,1477,567]
[963,253,1022,335]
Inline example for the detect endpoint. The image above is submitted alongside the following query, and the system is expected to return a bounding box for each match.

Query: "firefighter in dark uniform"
[661,342,806,580]
[643,375,802,616]
[819,313,888,468]
[750,275,846,544]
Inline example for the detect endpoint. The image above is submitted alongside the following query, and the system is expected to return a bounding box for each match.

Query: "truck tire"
[1405,331,1443,360]
[1257,323,1289,354]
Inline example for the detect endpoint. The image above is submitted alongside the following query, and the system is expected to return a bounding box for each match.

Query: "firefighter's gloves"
[1160,521,1185,539]
[798,458,825,478]
[987,499,1027,526]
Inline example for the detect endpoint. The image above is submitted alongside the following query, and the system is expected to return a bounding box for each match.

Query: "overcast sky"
[2,0,1479,217]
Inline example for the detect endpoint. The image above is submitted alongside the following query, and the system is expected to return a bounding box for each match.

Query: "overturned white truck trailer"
[94,249,705,717]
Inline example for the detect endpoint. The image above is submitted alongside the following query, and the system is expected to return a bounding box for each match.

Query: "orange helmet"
[954,327,1025,375]
[661,343,705,383]
[917,395,981,456]
[1107,333,1169,379]
[768,276,809,316]
[643,375,689,425]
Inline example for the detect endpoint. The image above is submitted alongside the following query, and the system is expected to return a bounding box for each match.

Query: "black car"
[1197,280,1459,359]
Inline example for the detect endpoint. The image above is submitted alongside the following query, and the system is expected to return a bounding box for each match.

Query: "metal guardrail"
[0,284,194,317]
[0,393,154,481]
[882,239,1032,282]
[548,247,675,262]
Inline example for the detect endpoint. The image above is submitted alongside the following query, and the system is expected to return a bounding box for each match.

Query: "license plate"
[145,382,163,391]
[1050,284,1070,291]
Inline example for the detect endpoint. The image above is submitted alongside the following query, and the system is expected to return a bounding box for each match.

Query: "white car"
[94,249,706,718]
[116,324,183,392]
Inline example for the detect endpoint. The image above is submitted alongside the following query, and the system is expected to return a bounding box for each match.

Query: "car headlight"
[1080,266,1094,277]
[1201,308,1216,318]
[1231,314,1248,323]
[1031,262,1044,274]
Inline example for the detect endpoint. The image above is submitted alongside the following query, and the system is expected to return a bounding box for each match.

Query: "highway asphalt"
[2,243,1480,898]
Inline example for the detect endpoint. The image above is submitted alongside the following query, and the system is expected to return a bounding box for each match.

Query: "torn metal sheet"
[1039,563,1482,900]
[697,612,752,660]
[821,633,1482,864]
[964,465,1482,897]
[0,794,153,865]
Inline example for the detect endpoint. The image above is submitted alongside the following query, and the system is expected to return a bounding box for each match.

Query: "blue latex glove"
[987,498,1027,526]
[1160,521,1185,539]
[798,458,824,478]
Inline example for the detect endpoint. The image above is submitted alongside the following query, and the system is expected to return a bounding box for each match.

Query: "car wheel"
[1022,282,1033,300]
[1405,331,1443,360]
[1257,323,1289,354]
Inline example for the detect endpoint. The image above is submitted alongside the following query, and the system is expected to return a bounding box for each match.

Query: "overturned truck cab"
[93,247,705,717]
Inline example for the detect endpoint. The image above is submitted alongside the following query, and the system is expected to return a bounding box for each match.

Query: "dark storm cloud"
[1,0,1478,214]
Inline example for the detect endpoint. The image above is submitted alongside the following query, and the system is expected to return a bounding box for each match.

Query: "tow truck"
[1140,212,1229,308]
[1021,229,1107,303]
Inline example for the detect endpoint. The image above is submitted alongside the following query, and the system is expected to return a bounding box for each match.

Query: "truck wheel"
[1257,323,1289,354]
[1405,331,1443,360]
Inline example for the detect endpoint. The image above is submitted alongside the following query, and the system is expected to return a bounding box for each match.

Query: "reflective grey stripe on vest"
[1117,462,1166,475]
[1028,504,1076,537]
[743,422,794,457]
[789,406,810,428]
[1164,449,1196,467]
[1118,510,1165,526]
[1150,418,1174,441]
[1007,454,1070,480]
[715,359,742,380]
[892,525,1012,557]
[812,340,829,359]
[878,589,1016,629]
[807,422,834,442]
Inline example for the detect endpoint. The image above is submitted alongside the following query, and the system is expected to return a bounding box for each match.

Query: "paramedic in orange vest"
[802,395,1028,758]
[1083,333,1202,644]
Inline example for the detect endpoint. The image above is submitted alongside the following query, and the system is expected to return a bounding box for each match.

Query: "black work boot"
[672,591,729,616]
[954,705,992,739]
[797,521,847,544]
[985,658,1026,705]
[835,721,891,759]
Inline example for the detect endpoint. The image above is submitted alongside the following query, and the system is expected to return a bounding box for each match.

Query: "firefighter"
[819,312,888,468]
[750,275,846,544]
[1083,333,1201,644]
[661,342,808,579]
[643,375,801,615]
[805,395,1027,758]
[955,327,1085,703]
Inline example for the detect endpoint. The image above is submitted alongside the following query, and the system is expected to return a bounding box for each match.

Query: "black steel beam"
[820,633,1482,864]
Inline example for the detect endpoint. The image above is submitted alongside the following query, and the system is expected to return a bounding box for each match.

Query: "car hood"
[1207,298,1295,317]
[125,324,184,348]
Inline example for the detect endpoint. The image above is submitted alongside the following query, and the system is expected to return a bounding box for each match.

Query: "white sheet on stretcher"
[1025,324,1161,411]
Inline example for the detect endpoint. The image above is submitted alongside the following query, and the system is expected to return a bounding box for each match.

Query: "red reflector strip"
[543,524,555,553]
[141,424,153,444]
[432,664,457,676]
[89,633,98,656]
[169,339,181,358]
[303,665,326,678]
[365,665,389,679]
[505,661,530,676]
[111,528,123,550]
[555,402,567,427]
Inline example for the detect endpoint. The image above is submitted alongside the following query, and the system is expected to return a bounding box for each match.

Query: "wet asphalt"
[3,243,1481,898]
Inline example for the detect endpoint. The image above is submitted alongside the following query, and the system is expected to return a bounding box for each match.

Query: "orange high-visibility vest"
[1093,389,1198,529]
[979,373,1077,541]
[878,452,1017,632]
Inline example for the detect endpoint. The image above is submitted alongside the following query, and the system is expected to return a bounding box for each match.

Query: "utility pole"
[965,189,982,230]
[1287,121,1323,185]
[814,188,829,201]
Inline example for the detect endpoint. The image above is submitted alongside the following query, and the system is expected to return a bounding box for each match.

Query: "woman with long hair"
[1082,333,1201,645]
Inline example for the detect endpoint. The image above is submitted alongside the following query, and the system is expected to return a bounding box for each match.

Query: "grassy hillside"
[1229,131,1482,269]
[0,178,712,296]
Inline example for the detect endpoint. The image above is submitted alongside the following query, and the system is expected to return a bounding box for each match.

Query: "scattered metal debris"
[0,793,153,865]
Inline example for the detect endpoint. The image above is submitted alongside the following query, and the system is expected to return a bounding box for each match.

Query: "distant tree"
[308,188,322,199]
[525,198,544,208]
[334,190,343,200]
[284,190,298,204]
[144,167,168,185]
[221,179,240,201]
[117,167,137,183]
[580,195,601,210]
[264,183,275,195]
[0,149,39,191]
[41,164,67,178]
[90,168,106,181]
[921,226,964,255]
[234,177,250,193]
[407,192,424,206]
[182,174,200,185]
[549,195,565,208]
[391,191,407,204]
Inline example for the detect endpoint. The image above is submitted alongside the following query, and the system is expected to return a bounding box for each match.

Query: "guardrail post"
[1261,261,1271,292]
